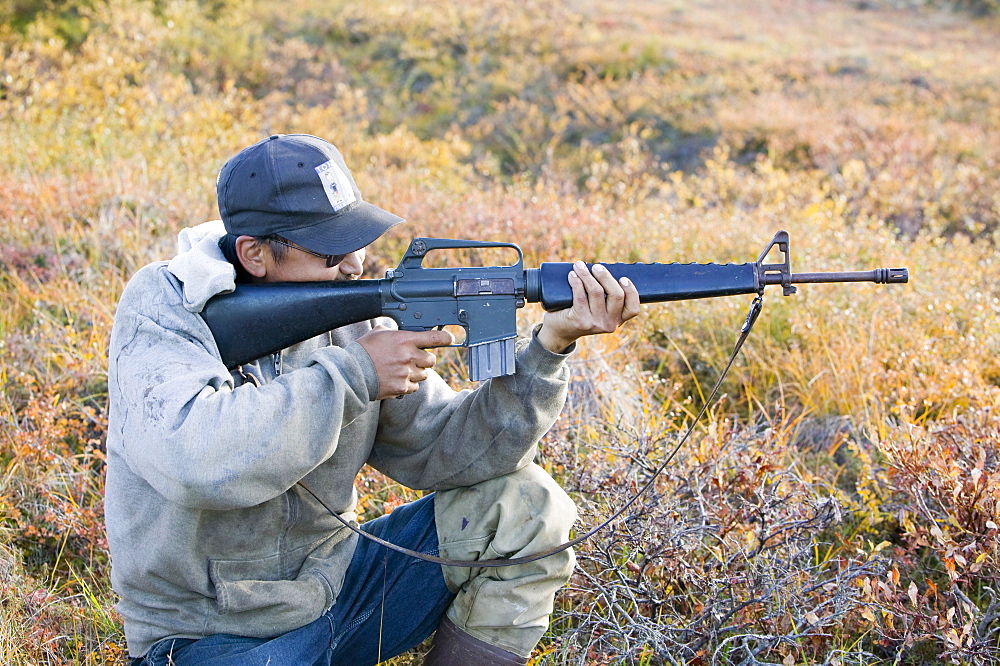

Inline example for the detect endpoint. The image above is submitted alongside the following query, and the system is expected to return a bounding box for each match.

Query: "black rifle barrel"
[764,268,909,284]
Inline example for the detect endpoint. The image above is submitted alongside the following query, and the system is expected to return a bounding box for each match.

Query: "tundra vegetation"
[1,0,999,664]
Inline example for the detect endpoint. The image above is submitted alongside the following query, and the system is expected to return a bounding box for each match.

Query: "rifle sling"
[297,294,765,568]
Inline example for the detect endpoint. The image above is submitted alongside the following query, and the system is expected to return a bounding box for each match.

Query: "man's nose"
[339,251,364,277]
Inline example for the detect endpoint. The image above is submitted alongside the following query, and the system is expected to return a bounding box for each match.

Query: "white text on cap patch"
[315,160,357,212]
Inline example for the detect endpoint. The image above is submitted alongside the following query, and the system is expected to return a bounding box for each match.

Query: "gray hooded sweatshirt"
[105,221,572,657]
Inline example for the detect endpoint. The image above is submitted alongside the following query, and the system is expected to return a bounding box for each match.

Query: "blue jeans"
[134,494,455,666]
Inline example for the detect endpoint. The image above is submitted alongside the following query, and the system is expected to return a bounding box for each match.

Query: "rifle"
[200,230,908,380]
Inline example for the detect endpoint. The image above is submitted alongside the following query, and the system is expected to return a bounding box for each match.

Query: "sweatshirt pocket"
[209,554,331,621]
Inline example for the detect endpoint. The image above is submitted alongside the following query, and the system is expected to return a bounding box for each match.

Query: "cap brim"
[280,202,405,255]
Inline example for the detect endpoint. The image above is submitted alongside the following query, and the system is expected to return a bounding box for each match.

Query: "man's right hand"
[356,326,455,400]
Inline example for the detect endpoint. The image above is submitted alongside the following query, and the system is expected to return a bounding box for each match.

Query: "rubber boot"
[423,616,528,666]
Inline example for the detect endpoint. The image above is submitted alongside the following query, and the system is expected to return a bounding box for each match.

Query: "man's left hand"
[536,261,641,353]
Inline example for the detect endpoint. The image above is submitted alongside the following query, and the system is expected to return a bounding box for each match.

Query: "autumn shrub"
[2,0,1000,664]
[855,404,1000,664]
[0,365,121,664]
[531,376,884,665]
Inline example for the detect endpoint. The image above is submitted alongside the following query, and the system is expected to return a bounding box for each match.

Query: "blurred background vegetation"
[1,0,998,663]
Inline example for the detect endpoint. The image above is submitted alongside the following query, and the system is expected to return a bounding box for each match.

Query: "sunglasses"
[271,238,348,268]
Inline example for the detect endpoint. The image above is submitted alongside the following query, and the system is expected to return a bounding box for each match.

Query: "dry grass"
[1,0,999,663]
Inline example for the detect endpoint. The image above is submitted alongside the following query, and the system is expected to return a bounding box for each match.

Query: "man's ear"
[234,236,268,279]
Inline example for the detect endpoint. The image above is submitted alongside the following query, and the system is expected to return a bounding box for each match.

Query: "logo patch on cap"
[315,160,357,212]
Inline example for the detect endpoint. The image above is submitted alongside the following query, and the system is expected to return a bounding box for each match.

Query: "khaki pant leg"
[433,463,577,658]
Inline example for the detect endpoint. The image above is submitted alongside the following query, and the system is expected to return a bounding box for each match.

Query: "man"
[105,134,640,665]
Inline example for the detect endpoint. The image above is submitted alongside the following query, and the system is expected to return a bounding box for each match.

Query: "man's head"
[216,134,403,282]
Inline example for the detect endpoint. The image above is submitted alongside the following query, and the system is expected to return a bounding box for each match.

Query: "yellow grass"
[1,0,999,663]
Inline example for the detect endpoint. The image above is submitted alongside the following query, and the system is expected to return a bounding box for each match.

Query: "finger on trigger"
[427,328,455,348]
[410,328,451,349]
[437,328,456,347]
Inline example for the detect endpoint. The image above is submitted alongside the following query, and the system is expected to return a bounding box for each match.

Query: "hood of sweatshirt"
[167,220,236,313]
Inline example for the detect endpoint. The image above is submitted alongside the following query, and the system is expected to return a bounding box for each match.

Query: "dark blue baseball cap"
[217,134,404,255]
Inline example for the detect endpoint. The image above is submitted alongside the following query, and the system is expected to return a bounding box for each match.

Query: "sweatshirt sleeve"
[366,326,572,490]
[107,265,377,510]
